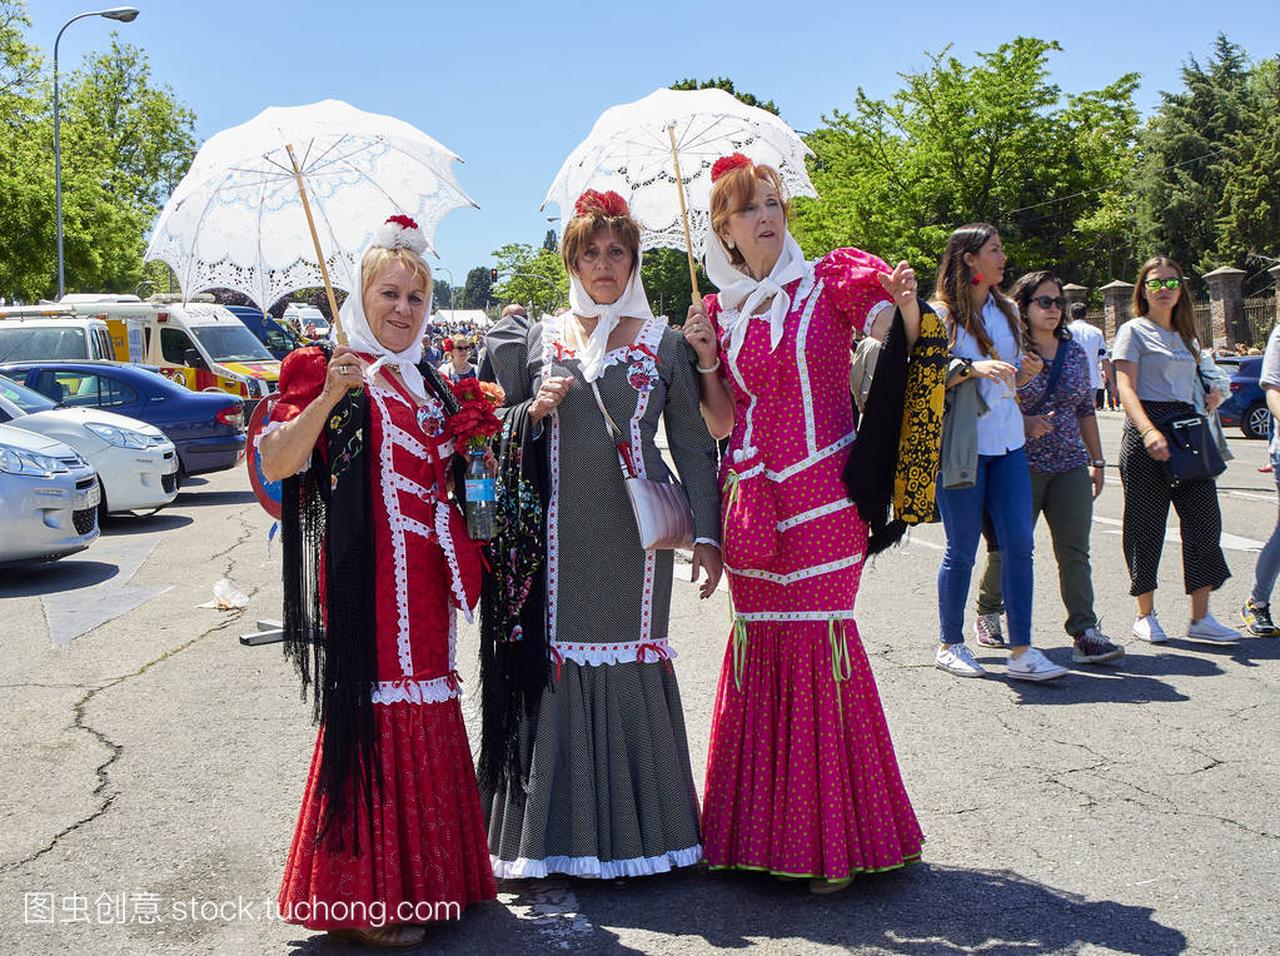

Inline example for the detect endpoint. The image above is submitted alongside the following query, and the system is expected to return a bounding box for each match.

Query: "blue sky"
[31,0,1280,292]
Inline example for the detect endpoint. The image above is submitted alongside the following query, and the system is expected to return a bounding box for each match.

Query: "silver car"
[0,422,101,566]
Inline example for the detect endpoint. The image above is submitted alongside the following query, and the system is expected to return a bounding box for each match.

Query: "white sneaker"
[1186,613,1241,645]
[935,643,987,678]
[1132,613,1169,644]
[1006,647,1069,682]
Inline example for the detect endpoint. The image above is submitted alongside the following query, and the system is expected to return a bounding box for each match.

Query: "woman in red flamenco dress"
[260,215,494,949]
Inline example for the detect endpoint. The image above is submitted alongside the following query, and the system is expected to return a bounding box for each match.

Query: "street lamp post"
[54,7,139,299]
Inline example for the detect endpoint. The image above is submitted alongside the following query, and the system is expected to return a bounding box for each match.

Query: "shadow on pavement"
[101,513,194,535]
[972,648,1196,705]
[0,559,119,596]
[174,489,259,508]
[333,863,1183,955]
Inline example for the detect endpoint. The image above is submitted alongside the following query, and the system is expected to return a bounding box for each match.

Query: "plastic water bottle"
[464,446,495,540]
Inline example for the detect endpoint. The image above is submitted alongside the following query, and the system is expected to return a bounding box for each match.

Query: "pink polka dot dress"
[701,248,924,881]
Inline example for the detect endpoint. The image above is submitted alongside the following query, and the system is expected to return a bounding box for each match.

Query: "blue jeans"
[1251,450,1280,606]
[937,447,1035,646]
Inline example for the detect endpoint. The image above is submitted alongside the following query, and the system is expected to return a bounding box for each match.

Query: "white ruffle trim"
[491,843,702,880]
[370,675,462,705]
[550,637,677,667]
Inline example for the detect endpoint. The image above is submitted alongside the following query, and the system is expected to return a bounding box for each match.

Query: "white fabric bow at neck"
[567,252,655,383]
[704,228,807,368]
[339,250,432,401]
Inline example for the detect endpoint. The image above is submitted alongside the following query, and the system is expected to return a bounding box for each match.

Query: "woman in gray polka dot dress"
[480,190,724,878]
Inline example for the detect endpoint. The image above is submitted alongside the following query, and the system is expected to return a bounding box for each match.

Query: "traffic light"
[489,268,499,282]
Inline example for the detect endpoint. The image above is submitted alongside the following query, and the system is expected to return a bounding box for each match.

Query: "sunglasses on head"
[1030,295,1065,311]
[1145,277,1181,291]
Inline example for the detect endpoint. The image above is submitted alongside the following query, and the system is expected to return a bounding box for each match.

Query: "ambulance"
[59,294,281,411]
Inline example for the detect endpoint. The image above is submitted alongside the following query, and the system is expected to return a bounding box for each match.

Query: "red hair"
[709,160,789,267]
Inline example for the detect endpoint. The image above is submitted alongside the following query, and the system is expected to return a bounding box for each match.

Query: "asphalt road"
[1,409,1277,955]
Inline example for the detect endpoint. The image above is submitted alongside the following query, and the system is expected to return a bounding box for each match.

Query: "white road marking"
[1091,515,1264,553]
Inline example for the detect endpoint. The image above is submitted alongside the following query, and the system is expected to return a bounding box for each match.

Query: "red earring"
[970,272,984,286]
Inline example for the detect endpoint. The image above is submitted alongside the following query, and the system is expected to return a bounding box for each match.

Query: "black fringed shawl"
[476,399,550,798]
[279,354,462,856]
[844,302,947,555]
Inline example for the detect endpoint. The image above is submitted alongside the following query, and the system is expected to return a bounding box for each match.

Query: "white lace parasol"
[145,99,477,313]
[542,87,816,258]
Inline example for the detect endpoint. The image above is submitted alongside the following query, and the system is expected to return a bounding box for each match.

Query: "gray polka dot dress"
[482,314,722,878]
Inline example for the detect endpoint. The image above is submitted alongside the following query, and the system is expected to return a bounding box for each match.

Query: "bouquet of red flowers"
[447,378,504,451]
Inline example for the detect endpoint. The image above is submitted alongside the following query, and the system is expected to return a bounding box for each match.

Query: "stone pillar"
[1204,266,1246,348]
[1099,280,1133,341]
[1061,283,1093,328]
[1270,263,1280,327]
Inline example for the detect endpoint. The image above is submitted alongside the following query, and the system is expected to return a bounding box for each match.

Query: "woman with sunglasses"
[1112,257,1238,644]
[972,272,1123,664]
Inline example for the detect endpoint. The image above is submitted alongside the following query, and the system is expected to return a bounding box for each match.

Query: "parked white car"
[0,375,178,516]
[0,423,100,566]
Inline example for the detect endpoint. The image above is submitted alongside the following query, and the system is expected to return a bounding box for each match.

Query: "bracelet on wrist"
[1091,459,1105,468]
[696,357,722,374]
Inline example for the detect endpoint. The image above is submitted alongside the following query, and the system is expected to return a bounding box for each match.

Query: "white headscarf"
[704,227,807,368]
[567,252,655,383]
[339,225,433,401]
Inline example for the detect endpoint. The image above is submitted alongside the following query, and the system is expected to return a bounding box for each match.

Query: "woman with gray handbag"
[479,189,723,881]
[1113,256,1238,645]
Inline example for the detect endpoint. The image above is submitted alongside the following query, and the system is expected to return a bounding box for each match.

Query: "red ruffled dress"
[701,250,924,881]
[272,348,494,929]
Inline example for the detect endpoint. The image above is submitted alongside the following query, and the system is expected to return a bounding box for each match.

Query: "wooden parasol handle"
[286,143,347,346]
[666,124,701,304]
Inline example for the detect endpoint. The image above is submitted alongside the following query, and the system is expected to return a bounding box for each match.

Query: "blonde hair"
[361,246,433,303]
[709,162,790,268]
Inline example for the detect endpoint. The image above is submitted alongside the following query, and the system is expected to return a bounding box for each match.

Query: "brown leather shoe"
[328,925,426,949]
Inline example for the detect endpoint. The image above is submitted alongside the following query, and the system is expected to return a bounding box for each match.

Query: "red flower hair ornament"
[373,213,428,255]
[711,153,753,182]
[574,189,630,219]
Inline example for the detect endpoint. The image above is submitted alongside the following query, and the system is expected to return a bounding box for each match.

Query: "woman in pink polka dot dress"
[683,155,924,894]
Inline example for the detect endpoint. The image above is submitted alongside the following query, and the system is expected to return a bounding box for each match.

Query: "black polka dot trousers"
[1118,401,1230,597]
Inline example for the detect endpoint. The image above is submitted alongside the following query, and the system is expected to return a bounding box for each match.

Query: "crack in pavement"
[0,509,263,874]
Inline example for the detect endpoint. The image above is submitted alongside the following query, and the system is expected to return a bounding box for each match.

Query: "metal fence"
[1244,297,1276,345]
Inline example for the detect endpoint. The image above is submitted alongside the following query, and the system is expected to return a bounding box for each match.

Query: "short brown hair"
[561,207,641,277]
[709,162,790,267]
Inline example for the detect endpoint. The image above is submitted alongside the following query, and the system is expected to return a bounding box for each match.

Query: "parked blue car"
[1217,356,1270,440]
[224,306,303,361]
[0,361,246,482]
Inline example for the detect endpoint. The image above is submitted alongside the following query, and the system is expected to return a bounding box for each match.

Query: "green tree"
[0,6,197,301]
[1216,58,1280,279]
[460,265,493,310]
[432,278,454,312]
[1133,34,1259,275]
[640,247,708,321]
[490,243,568,316]
[790,37,1140,293]
[670,76,780,115]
